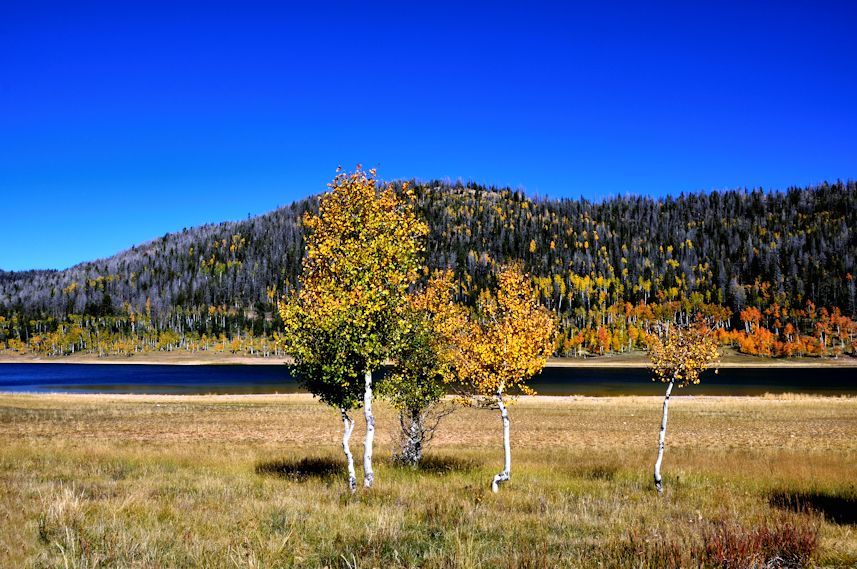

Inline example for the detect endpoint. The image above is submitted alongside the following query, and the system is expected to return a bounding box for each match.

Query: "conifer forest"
[1,179,855,359]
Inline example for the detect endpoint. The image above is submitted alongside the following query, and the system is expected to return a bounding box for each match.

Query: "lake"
[0,364,854,396]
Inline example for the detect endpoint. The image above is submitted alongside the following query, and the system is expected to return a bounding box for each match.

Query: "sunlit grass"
[1,393,855,567]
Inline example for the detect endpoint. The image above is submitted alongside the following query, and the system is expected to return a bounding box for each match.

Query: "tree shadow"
[770,489,857,525]
[255,457,343,481]
[392,454,481,473]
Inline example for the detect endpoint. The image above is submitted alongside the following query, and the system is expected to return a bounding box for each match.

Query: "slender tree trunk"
[492,389,512,493]
[340,408,357,493]
[363,370,375,488]
[654,380,675,494]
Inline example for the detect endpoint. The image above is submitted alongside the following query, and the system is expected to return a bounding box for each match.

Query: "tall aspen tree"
[281,167,427,490]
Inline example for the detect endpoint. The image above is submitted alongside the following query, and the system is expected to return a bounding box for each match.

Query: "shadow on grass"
[770,489,857,525]
[391,454,481,473]
[255,457,343,481]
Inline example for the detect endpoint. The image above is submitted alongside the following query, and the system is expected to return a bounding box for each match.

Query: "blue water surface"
[0,363,854,396]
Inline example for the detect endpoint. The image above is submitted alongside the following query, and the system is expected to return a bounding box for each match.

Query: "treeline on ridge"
[0,179,855,358]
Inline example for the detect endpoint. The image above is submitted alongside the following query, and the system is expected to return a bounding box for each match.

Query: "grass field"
[1,393,856,567]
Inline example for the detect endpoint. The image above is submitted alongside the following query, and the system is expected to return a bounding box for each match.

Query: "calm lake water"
[0,364,855,396]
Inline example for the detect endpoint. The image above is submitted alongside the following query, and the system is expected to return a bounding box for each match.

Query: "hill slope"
[1,180,855,356]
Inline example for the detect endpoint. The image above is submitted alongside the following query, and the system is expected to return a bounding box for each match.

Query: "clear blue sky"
[2,1,856,271]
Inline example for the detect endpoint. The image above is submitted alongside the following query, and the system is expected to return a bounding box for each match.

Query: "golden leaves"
[451,264,558,399]
[647,321,720,388]
[282,166,429,371]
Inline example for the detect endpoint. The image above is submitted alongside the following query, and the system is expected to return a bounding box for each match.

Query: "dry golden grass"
[1,393,856,567]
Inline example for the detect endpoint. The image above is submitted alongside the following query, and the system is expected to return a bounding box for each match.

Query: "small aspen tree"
[283,166,427,490]
[647,320,720,494]
[451,264,557,492]
[381,271,465,466]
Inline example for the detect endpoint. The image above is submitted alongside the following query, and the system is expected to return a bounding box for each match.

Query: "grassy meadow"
[1,393,856,567]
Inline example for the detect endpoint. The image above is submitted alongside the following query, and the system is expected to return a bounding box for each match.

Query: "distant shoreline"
[1,350,855,368]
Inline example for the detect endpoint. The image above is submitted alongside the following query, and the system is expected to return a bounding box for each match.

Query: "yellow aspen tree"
[451,264,557,492]
[281,166,427,490]
[647,320,720,493]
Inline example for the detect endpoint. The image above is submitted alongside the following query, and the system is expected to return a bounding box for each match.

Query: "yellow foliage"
[647,321,720,388]
[451,264,557,399]
[280,166,428,371]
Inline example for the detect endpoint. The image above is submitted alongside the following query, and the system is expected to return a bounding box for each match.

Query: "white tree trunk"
[363,370,375,488]
[492,389,512,493]
[340,408,357,493]
[654,380,674,494]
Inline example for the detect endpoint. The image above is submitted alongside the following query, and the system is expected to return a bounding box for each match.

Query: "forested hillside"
[1,180,856,358]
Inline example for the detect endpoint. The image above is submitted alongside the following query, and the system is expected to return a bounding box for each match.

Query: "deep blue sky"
[2,2,856,271]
